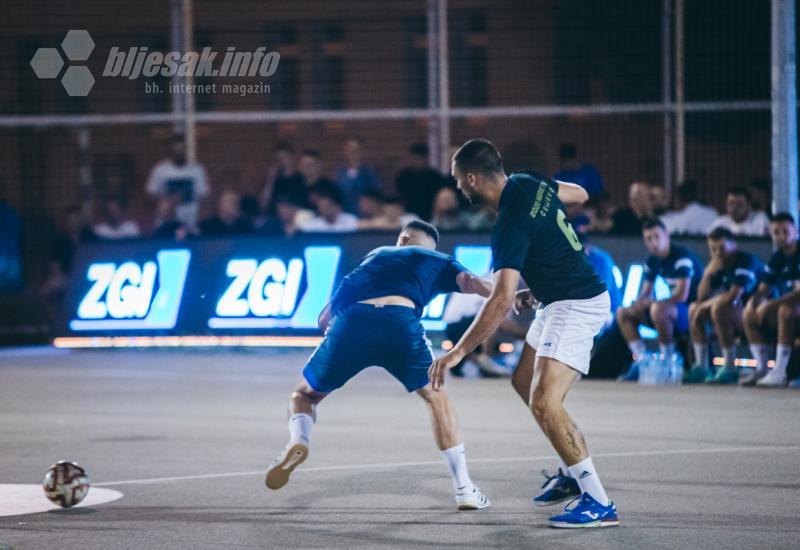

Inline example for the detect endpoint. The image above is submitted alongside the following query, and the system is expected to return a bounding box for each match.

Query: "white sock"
[628,340,646,361]
[749,343,769,374]
[722,347,736,369]
[559,458,573,478]
[693,342,708,369]
[288,413,314,445]
[659,342,675,356]
[442,443,473,492]
[774,345,792,377]
[568,456,610,506]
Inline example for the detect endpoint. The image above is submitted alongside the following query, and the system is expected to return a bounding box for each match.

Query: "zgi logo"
[70,250,191,331]
[208,246,341,329]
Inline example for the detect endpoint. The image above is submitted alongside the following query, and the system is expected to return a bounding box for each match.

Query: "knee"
[710,301,727,319]
[530,387,558,424]
[648,302,663,322]
[291,383,325,405]
[615,306,630,324]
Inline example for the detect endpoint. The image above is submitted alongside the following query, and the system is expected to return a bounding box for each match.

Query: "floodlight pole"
[170,0,196,163]
[771,0,798,220]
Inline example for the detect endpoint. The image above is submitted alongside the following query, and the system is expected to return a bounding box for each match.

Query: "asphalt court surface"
[1,348,799,549]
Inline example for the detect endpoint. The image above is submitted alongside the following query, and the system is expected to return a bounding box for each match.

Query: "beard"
[465,192,483,206]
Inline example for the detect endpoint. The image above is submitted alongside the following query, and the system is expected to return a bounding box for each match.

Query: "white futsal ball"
[42,461,90,508]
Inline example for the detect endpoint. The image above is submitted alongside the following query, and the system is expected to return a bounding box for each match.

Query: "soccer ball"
[42,461,90,508]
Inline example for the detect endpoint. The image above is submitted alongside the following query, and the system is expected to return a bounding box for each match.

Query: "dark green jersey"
[490,172,606,304]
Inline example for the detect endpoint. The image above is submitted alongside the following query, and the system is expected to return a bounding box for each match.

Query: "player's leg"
[707,300,744,384]
[415,385,489,510]
[384,306,490,509]
[266,381,328,490]
[743,299,779,384]
[687,300,714,382]
[531,357,618,528]
[649,300,678,355]
[267,306,368,490]
[514,334,581,506]
[615,301,651,362]
[759,302,799,386]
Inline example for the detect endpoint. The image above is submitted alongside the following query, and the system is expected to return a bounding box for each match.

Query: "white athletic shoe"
[756,369,788,388]
[455,485,491,510]
[265,441,309,490]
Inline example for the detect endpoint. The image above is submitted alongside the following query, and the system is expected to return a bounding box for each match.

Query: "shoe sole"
[533,494,580,507]
[265,443,308,490]
[456,495,491,511]
[549,519,620,529]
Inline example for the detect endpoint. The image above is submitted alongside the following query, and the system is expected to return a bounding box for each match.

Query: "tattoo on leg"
[565,431,581,455]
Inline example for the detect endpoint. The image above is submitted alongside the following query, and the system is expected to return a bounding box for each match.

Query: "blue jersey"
[644,244,704,302]
[761,247,800,295]
[329,246,467,316]
[491,172,606,305]
[708,251,764,300]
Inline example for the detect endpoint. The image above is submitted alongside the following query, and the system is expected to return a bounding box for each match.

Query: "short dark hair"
[403,220,439,244]
[641,216,666,232]
[313,185,345,207]
[677,179,699,203]
[708,226,735,241]
[559,143,578,160]
[771,211,796,225]
[301,148,322,159]
[452,139,504,176]
[727,187,752,202]
[169,133,185,145]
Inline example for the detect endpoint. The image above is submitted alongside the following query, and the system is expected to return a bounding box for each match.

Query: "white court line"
[94,445,800,487]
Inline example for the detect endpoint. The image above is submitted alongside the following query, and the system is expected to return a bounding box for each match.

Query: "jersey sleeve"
[435,258,469,294]
[672,254,696,279]
[491,205,530,273]
[761,252,783,286]
[643,255,660,282]
[733,254,759,293]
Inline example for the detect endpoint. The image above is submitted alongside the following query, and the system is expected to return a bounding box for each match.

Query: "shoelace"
[563,493,593,512]
[539,469,564,489]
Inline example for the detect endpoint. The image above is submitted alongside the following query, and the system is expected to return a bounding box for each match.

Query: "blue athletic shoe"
[532,469,581,507]
[617,362,639,382]
[549,493,620,529]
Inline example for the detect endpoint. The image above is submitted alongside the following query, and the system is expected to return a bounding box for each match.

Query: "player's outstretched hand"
[429,349,465,391]
[513,289,537,315]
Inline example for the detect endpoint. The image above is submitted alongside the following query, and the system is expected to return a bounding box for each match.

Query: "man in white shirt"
[710,187,770,237]
[299,188,358,233]
[146,134,210,231]
[661,180,718,236]
[93,199,141,240]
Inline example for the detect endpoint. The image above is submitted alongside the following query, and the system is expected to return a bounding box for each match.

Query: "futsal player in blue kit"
[266,221,492,510]
[429,139,619,528]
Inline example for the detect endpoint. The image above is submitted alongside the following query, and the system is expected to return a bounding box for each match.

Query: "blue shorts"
[644,301,690,333]
[303,303,434,393]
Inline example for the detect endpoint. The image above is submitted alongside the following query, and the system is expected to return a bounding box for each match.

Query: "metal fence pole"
[662,0,674,192]
[771,0,798,219]
[426,0,440,169]
[437,0,450,172]
[674,0,685,188]
[170,0,185,135]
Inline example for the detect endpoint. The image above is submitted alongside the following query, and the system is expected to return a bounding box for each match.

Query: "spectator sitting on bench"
[686,227,764,384]
[742,212,800,387]
[616,217,703,381]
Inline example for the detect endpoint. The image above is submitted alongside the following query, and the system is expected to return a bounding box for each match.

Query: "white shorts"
[525,291,611,375]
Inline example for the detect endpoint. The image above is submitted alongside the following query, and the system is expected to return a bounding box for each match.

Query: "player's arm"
[696,263,721,302]
[661,278,690,305]
[429,269,519,390]
[317,303,332,332]
[745,282,773,313]
[634,279,654,307]
[455,271,492,298]
[775,287,800,307]
[556,181,589,206]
